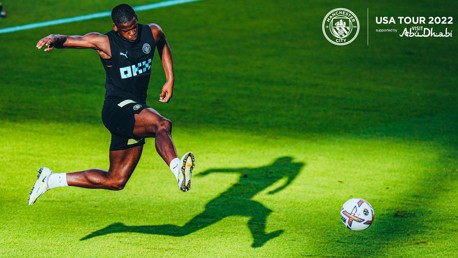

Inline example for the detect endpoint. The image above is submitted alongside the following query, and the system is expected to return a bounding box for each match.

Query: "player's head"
[112,4,137,26]
[112,4,138,42]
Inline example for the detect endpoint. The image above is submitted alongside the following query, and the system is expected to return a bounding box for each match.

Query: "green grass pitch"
[0,0,457,256]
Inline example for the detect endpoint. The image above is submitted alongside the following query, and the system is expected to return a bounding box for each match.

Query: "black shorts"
[102,98,148,150]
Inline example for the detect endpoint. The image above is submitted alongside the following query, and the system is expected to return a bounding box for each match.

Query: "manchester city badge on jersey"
[142,43,151,54]
[133,104,142,111]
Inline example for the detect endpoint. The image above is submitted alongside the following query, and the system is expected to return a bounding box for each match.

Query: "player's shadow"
[81,156,304,248]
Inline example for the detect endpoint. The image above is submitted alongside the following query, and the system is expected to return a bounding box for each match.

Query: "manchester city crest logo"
[142,43,151,54]
[322,8,360,46]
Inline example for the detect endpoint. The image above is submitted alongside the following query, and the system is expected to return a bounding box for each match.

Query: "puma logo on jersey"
[120,51,128,58]
[119,58,152,79]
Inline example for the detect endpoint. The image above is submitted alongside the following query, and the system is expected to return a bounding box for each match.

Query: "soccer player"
[0,2,7,18]
[28,4,195,205]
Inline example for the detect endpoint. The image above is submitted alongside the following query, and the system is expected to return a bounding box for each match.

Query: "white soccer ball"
[340,198,374,231]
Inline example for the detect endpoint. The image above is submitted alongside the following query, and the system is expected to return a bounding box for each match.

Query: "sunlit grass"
[0,119,456,256]
[0,0,457,256]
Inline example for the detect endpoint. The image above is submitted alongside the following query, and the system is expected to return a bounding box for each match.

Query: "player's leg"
[66,146,143,189]
[133,107,195,191]
[133,107,176,164]
[28,146,143,205]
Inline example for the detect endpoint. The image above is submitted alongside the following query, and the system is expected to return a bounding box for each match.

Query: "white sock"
[169,158,180,179]
[46,173,68,189]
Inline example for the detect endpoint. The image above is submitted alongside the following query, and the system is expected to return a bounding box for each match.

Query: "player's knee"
[157,118,172,133]
[107,178,127,190]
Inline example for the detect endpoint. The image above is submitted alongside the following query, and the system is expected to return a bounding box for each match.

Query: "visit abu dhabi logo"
[322,8,360,46]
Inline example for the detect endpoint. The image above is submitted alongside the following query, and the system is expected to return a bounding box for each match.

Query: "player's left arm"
[150,23,174,103]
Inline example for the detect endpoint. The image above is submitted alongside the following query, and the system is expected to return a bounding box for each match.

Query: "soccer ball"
[340,198,374,231]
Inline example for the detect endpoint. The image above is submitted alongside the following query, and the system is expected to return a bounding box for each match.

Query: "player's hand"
[36,35,56,52]
[159,80,174,103]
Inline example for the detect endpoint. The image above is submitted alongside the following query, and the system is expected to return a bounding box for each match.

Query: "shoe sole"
[179,152,195,192]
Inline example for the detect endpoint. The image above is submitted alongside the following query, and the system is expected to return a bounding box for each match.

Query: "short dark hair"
[111,4,137,25]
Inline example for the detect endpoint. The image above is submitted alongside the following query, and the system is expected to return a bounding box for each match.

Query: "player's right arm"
[36,33,111,59]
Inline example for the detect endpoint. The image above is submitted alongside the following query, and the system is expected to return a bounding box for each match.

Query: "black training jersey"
[101,24,156,103]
